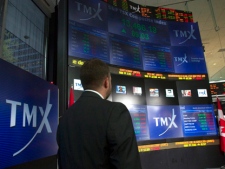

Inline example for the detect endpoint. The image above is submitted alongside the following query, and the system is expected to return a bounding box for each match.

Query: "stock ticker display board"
[102,0,193,22]
[210,81,225,96]
[68,0,218,145]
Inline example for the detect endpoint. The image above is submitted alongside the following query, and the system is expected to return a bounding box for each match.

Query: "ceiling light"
[213,63,216,65]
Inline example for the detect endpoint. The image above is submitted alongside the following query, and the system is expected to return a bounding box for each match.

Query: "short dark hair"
[80,59,110,90]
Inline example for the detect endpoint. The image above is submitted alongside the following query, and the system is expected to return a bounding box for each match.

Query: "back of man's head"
[80,59,110,90]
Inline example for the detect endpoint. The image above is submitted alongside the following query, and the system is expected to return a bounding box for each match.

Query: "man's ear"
[103,77,109,89]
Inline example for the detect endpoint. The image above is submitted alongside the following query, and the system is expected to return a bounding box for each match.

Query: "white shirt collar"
[85,89,104,99]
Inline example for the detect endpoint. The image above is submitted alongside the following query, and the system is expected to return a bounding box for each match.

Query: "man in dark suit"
[57,59,142,169]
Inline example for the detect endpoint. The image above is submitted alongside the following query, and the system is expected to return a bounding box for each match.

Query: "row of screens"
[102,0,193,22]
[76,81,208,98]
[110,74,212,106]
[68,0,206,74]
[70,75,212,105]
[115,86,208,98]
[69,67,212,106]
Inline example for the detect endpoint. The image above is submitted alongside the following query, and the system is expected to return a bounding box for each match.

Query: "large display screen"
[68,0,207,74]
[68,21,110,63]
[180,105,217,137]
[0,59,58,168]
[67,0,216,144]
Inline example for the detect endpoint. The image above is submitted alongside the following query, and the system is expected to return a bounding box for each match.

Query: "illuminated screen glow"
[68,0,207,74]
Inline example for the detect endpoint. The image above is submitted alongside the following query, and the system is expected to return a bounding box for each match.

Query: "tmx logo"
[75,1,103,21]
[6,90,52,156]
[153,109,177,136]
[173,25,197,44]
[174,53,188,66]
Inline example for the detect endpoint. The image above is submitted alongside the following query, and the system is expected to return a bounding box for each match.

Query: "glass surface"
[1,0,46,79]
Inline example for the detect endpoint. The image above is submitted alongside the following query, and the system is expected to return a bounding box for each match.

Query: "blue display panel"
[126,104,150,141]
[108,5,140,40]
[168,22,202,46]
[109,33,142,69]
[68,0,108,30]
[142,104,217,141]
[147,105,183,140]
[139,20,170,46]
[142,44,174,72]
[171,46,207,73]
[108,5,170,45]
[0,59,58,169]
[180,105,218,137]
[68,21,109,63]
[68,0,207,74]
